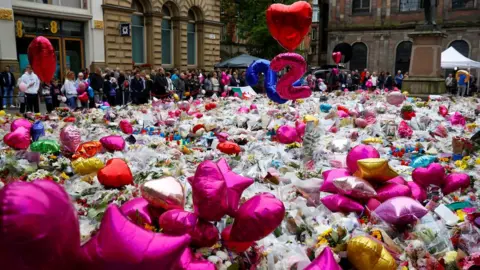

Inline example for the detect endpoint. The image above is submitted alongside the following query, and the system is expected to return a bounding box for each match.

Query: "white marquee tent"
[441,47,480,69]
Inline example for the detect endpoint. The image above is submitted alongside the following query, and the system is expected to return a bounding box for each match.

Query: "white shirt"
[19,72,40,94]
[63,79,77,98]
[371,76,378,86]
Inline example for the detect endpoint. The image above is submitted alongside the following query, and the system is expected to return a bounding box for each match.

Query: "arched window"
[449,40,469,57]
[395,41,412,74]
[350,43,367,71]
[162,6,173,65]
[131,0,145,64]
[187,9,196,65]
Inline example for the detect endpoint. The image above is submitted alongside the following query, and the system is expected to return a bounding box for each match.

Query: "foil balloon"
[230,193,285,242]
[270,53,312,100]
[266,1,312,51]
[388,176,407,185]
[337,110,349,118]
[366,198,382,211]
[276,125,299,144]
[374,196,428,226]
[355,118,368,128]
[346,144,380,174]
[354,158,399,183]
[333,176,377,199]
[159,209,219,248]
[217,141,241,155]
[11,118,32,132]
[412,163,445,188]
[80,204,191,270]
[407,181,427,202]
[320,103,332,113]
[78,92,89,102]
[0,180,80,270]
[188,159,253,221]
[19,82,27,92]
[320,194,364,214]
[87,86,94,98]
[347,236,397,270]
[120,198,153,227]
[398,121,413,138]
[442,173,470,195]
[304,247,342,270]
[332,52,342,64]
[31,120,45,142]
[30,139,60,154]
[177,249,216,270]
[295,120,306,138]
[60,125,81,155]
[100,135,126,152]
[97,158,133,188]
[386,91,405,106]
[4,126,31,150]
[438,105,449,117]
[141,177,185,210]
[71,157,104,175]
[320,168,350,193]
[221,225,254,253]
[27,36,56,82]
[246,59,287,104]
[237,106,250,114]
[72,141,103,159]
[119,120,133,134]
[376,183,412,202]
[449,112,466,126]
[410,155,437,168]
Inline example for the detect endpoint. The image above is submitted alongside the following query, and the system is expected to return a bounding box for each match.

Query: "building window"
[162,6,173,65]
[311,28,317,41]
[449,40,469,57]
[395,41,412,74]
[452,0,474,9]
[352,0,370,14]
[131,1,145,64]
[312,6,319,22]
[400,0,420,11]
[350,42,367,71]
[187,9,196,65]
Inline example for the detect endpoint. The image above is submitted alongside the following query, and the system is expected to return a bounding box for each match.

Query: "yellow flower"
[463,156,471,161]
[315,237,329,248]
[460,164,468,170]
[60,172,69,180]
[371,230,382,241]
[444,251,458,263]
[455,160,462,167]
[476,158,480,165]
[456,210,466,222]
[320,228,333,237]
[402,267,408,270]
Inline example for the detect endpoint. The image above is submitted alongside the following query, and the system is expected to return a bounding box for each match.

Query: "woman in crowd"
[143,74,153,104]
[190,73,202,99]
[211,72,220,95]
[76,72,88,108]
[203,73,213,97]
[130,72,144,105]
[102,74,114,106]
[371,72,378,89]
[230,72,240,87]
[41,82,53,114]
[166,72,174,94]
[239,71,247,87]
[378,71,386,90]
[50,78,62,111]
[63,71,77,110]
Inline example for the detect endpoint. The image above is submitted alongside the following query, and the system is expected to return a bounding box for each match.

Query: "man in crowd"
[457,72,467,97]
[395,70,404,90]
[19,65,40,113]
[445,73,454,94]
[153,67,168,99]
[2,66,15,108]
[175,72,186,100]
[89,67,104,106]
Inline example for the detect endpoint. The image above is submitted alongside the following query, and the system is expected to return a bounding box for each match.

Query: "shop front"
[15,15,85,81]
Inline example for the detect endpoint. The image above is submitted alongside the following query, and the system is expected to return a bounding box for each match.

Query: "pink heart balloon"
[412,163,445,188]
[442,173,470,195]
[366,198,382,211]
[276,125,299,144]
[80,205,191,270]
[407,181,427,202]
[374,196,428,226]
[295,120,306,138]
[119,120,133,135]
[230,193,285,242]
[305,247,342,270]
[159,210,219,248]
[320,169,351,193]
[175,248,215,270]
[0,180,81,270]
[376,183,412,202]
[387,176,407,185]
[221,225,254,253]
[346,144,380,174]
[11,118,32,132]
[100,135,126,152]
[60,125,81,155]
[120,198,153,226]
[3,126,31,150]
[321,194,364,214]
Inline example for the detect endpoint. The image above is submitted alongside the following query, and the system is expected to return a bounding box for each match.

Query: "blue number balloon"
[246,59,289,104]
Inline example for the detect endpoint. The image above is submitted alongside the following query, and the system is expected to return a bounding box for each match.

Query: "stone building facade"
[326,0,480,79]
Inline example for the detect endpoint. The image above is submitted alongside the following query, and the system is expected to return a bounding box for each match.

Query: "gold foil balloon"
[303,115,319,125]
[362,137,383,144]
[71,157,104,175]
[347,236,396,270]
[354,158,398,183]
[141,177,185,210]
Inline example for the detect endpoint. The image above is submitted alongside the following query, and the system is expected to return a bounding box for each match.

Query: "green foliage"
[222,0,299,59]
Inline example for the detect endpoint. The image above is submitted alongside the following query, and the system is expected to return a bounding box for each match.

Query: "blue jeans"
[3,86,13,106]
[67,97,77,110]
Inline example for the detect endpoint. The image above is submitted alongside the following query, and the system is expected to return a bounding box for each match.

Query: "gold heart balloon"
[354,158,398,183]
[141,177,185,210]
[347,236,397,270]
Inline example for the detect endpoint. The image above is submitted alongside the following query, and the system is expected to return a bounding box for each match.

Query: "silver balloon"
[329,139,350,153]
[333,176,377,199]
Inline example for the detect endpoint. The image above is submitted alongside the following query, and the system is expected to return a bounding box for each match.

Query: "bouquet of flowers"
[401,105,416,120]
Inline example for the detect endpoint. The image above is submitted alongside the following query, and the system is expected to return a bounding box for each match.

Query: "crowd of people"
[1,64,478,115]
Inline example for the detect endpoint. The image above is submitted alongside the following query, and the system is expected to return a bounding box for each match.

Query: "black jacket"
[1,71,15,87]
[130,77,144,93]
[229,77,240,87]
[153,75,168,95]
[352,74,360,85]
[385,75,393,89]
[89,73,103,91]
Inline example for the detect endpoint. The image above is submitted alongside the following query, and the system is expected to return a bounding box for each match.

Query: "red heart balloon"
[332,52,342,64]
[3,126,31,150]
[27,36,56,82]
[78,92,89,102]
[266,1,312,51]
[97,158,133,188]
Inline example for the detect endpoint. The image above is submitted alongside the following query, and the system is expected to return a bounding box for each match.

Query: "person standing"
[385,72,393,90]
[41,82,53,113]
[445,73,454,94]
[152,68,168,99]
[76,72,87,108]
[371,72,378,89]
[239,71,247,87]
[166,72,174,93]
[203,73,213,97]
[352,70,360,90]
[378,71,386,90]
[50,78,62,111]
[19,65,40,113]
[89,68,103,107]
[211,72,220,94]
[395,70,404,90]
[2,66,15,108]
[190,74,201,99]
[143,74,153,104]
[457,73,467,97]
[175,72,186,100]
[63,71,77,110]
[171,68,179,81]
[130,72,144,105]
